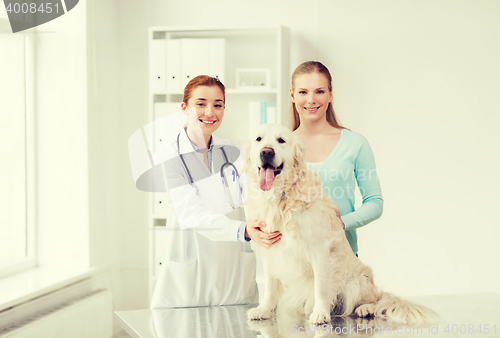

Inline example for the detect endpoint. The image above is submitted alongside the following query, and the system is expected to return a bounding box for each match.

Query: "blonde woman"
[290,61,383,257]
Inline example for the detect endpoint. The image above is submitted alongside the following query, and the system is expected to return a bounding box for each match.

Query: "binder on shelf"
[153,192,166,218]
[249,101,261,136]
[209,38,225,82]
[260,102,267,124]
[165,39,182,92]
[248,101,277,136]
[180,39,210,88]
[153,225,166,277]
[150,39,166,92]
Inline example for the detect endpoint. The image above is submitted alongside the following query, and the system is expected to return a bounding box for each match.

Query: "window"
[0,33,35,278]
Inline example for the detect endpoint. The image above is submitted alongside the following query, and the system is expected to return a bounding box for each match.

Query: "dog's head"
[243,123,306,192]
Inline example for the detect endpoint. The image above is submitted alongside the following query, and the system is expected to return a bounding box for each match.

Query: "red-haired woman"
[151,75,281,308]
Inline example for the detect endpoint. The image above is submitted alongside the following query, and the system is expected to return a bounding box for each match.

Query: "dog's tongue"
[259,167,275,191]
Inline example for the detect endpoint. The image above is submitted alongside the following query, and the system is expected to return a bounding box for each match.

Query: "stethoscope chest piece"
[177,134,243,208]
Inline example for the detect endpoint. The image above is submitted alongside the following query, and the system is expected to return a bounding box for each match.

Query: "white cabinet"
[147,25,290,298]
[152,37,226,93]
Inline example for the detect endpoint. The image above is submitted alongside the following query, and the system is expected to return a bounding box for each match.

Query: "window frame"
[0,33,36,279]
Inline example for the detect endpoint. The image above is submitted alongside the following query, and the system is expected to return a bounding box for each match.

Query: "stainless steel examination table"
[115,293,500,338]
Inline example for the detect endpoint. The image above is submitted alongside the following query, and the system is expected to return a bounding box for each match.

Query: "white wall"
[316,0,500,296]
[86,0,149,335]
[87,0,119,274]
[35,0,89,270]
[115,0,500,300]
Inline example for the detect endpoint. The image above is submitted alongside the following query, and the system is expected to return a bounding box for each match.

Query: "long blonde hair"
[290,61,345,131]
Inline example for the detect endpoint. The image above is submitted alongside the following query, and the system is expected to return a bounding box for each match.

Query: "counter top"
[115,292,500,338]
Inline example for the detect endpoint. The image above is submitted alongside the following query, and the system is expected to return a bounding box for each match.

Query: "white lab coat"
[150,128,258,308]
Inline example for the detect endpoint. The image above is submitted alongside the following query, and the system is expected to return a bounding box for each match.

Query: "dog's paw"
[309,311,331,325]
[355,303,375,318]
[247,306,275,320]
[246,317,274,331]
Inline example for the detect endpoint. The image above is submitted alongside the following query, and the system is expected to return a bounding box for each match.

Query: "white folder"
[149,39,166,92]
[153,224,167,276]
[166,39,182,92]
[153,103,167,154]
[181,39,210,88]
[209,38,225,83]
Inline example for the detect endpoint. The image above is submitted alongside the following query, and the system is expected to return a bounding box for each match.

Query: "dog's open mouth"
[258,163,284,191]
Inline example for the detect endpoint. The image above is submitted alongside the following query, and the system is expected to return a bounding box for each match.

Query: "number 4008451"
[5,2,60,14]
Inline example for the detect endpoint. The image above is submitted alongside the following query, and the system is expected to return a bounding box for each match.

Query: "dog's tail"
[374,292,440,325]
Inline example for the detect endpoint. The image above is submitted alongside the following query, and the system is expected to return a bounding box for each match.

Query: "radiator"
[0,281,112,338]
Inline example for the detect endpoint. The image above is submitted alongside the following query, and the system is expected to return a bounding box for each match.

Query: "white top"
[305,161,323,172]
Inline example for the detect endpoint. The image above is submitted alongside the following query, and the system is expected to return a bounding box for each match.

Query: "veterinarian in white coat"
[150,75,280,309]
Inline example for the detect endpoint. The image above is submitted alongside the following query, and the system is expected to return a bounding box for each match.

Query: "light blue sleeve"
[341,136,383,230]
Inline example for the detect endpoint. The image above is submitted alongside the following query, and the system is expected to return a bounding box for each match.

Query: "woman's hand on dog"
[245,222,282,248]
[335,209,345,229]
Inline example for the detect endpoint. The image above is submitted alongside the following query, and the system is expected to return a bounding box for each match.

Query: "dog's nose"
[261,147,275,157]
[260,147,275,163]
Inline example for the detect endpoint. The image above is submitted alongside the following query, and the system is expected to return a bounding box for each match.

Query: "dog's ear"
[292,138,306,167]
[241,140,252,172]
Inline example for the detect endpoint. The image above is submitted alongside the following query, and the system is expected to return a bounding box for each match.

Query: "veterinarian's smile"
[199,119,218,125]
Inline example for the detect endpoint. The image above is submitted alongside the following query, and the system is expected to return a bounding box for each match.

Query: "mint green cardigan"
[304,129,383,254]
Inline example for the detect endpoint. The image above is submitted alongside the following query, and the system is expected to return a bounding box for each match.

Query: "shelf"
[148,25,290,300]
[227,88,277,94]
[149,25,282,32]
[150,26,281,40]
[153,88,277,95]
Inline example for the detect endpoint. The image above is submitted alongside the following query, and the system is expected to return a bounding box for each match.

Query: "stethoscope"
[177,134,243,209]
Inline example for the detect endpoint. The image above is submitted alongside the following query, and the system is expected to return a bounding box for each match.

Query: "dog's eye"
[277,138,286,144]
[256,137,262,142]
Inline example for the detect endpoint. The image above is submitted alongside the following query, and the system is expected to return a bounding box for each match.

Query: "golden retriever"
[243,123,438,326]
